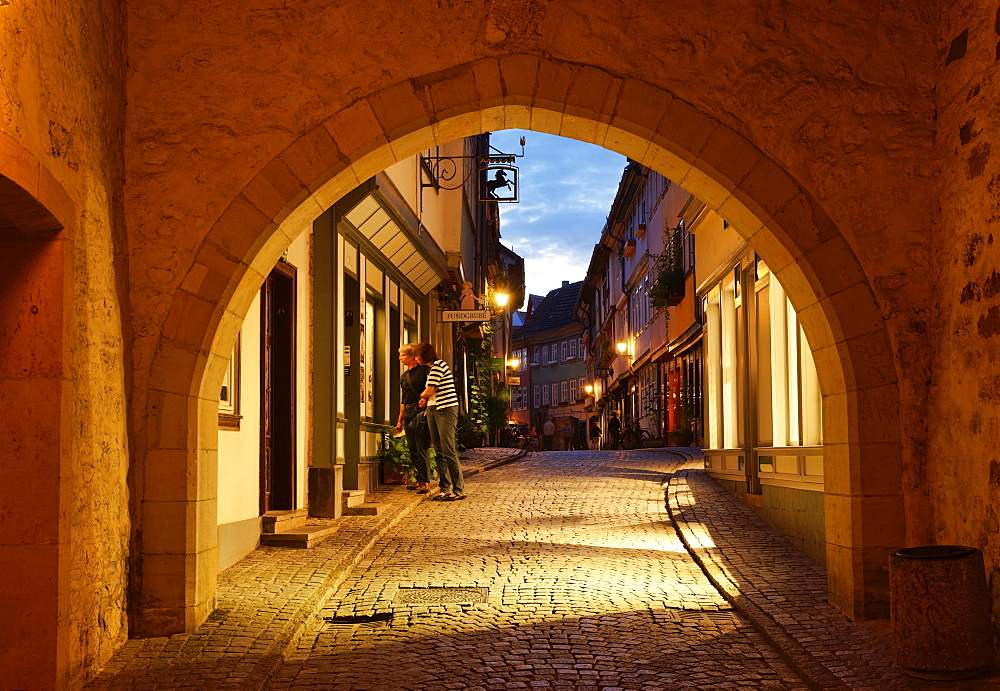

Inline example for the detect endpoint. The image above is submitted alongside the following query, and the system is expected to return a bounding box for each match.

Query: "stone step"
[342,490,368,509]
[260,508,309,534]
[259,524,339,548]
[342,503,385,516]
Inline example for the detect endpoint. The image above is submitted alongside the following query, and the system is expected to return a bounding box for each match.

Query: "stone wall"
[124,0,940,622]
[0,0,130,686]
[932,0,1000,633]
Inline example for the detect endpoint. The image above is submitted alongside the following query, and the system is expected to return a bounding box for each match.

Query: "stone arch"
[0,131,77,684]
[139,56,900,634]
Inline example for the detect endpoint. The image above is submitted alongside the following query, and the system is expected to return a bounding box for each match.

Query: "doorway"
[260,261,297,513]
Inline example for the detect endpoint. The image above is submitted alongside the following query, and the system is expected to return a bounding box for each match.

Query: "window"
[551,383,559,405]
[532,346,540,365]
[569,338,577,359]
[560,341,568,361]
[219,335,242,430]
[561,381,568,403]
[541,345,549,364]
[534,385,541,408]
[542,386,549,406]
[570,379,578,401]
[579,377,586,395]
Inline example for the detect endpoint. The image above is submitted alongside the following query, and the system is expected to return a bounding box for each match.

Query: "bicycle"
[620,421,651,450]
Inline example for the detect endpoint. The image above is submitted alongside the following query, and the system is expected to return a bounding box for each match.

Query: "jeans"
[402,404,431,484]
[427,405,463,494]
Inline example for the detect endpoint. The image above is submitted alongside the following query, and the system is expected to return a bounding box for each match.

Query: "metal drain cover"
[661,609,743,625]
[323,613,393,630]
[394,587,488,605]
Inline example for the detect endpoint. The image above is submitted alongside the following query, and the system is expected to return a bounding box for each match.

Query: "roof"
[517,281,584,339]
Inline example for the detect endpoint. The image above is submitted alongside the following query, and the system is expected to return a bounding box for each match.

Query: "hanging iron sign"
[480,157,519,203]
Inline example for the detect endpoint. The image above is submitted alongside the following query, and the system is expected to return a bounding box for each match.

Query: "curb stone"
[665,459,917,690]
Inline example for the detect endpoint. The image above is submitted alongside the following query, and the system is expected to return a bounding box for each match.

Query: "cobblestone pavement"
[87,448,978,690]
[269,450,804,689]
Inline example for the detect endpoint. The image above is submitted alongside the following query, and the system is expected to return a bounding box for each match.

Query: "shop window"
[363,299,377,419]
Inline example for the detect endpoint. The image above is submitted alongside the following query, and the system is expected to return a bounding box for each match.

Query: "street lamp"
[494,292,510,308]
[584,384,594,395]
[507,357,520,369]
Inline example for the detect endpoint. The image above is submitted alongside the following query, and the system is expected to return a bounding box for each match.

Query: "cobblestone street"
[271,450,802,689]
[88,449,945,689]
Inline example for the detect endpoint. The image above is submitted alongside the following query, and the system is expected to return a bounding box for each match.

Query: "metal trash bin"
[889,545,995,680]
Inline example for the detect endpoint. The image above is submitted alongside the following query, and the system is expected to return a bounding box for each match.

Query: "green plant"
[650,228,685,311]
[378,431,437,477]
[456,413,485,451]
[596,341,615,368]
[463,317,495,444]
[485,393,508,444]
[378,432,414,478]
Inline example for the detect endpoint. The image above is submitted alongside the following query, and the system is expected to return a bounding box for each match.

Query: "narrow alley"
[89,450,921,689]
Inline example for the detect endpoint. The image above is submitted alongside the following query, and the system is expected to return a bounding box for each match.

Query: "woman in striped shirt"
[414,342,466,501]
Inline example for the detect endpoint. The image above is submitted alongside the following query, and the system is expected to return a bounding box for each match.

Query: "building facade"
[577,162,702,449]
[693,210,825,562]
[512,281,589,449]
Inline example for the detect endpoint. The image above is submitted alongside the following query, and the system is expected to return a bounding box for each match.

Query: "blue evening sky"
[488,129,627,300]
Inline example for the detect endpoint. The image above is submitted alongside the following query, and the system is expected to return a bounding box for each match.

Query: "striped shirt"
[425,359,459,409]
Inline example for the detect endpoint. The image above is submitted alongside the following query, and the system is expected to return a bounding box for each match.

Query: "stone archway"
[0,132,77,685]
[137,56,902,635]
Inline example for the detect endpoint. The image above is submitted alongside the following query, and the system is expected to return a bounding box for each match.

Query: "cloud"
[489,129,626,296]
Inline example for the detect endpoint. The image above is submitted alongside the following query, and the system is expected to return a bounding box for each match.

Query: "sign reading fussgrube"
[441,309,492,322]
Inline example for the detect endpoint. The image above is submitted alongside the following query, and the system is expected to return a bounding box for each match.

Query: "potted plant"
[378,432,414,485]
[650,228,685,310]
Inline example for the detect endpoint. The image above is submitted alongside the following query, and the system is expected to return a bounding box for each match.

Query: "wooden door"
[260,262,296,513]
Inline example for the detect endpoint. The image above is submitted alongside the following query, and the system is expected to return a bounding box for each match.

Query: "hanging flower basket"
[649,229,685,310]
[651,267,685,308]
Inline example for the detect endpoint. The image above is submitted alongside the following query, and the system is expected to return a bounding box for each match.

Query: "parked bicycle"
[620,420,651,450]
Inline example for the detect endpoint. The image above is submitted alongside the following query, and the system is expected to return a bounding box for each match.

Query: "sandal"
[406,481,419,490]
[431,493,450,501]
[443,493,465,501]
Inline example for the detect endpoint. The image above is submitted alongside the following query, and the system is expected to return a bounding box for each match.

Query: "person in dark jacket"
[607,411,622,449]
[394,344,432,492]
